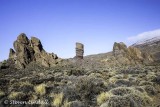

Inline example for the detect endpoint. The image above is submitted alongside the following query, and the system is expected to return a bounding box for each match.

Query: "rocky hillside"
[132,36,160,61]
[0,33,160,107]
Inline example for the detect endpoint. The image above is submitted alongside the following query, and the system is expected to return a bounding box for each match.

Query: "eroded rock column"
[75,42,84,59]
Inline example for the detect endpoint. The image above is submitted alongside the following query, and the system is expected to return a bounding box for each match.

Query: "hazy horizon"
[1,0,160,61]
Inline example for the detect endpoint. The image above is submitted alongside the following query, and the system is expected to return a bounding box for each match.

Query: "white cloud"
[127,29,160,42]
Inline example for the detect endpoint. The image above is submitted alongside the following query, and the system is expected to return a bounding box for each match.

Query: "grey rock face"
[75,42,84,59]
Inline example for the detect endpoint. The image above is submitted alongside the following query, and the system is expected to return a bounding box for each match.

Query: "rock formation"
[9,33,59,69]
[9,48,16,59]
[75,42,84,59]
[113,42,128,57]
[113,42,153,65]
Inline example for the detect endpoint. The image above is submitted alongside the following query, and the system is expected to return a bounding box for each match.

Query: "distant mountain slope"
[132,36,160,46]
[132,36,160,61]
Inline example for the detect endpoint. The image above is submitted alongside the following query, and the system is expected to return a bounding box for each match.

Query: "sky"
[0,0,160,61]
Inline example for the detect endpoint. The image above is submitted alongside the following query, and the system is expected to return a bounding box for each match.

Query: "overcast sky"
[0,0,160,61]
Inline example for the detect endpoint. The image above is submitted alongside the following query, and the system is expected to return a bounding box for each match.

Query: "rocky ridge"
[1,34,155,70]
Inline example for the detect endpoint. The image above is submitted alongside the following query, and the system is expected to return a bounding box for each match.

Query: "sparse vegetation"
[1,63,159,107]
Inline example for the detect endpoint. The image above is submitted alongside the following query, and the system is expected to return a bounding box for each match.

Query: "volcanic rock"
[9,48,16,59]
[113,42,153,65]
[17,33,30,44]
[132,36,160,61]
[113,42,128,57]
[8,33,59,69]
[13,33,34,68]
[30,37,43,53]
[75,42,84,59]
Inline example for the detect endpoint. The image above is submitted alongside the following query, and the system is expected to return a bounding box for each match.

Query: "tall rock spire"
[75,42,84,59]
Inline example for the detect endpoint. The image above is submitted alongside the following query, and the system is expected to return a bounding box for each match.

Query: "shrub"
[19,81,34,93]
[114,79,131,87]
[29,94,38,100]
[110,87,133,96]
[143,85,157,95]
[98,87,153,107]
[152,75,160,84]
[62,86,80,101]
[75,77,104,102]
[139,81,153,86]
[109,77,117,83]
[123,74,129,79]
[69,100,85,107]
[107,95,131,107]
[67,69,85,76]
[34,84,46,96]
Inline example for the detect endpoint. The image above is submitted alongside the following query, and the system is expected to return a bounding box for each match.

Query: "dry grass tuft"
[52,92,64,107]
[97,92,112,105]
[0,90,5,97]
[63,99,71,107]
[8,92,25,99]
[34,84,46,96]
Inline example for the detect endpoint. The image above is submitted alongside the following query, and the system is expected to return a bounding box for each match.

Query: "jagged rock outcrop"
[113,42,153,65]
[75,42,84,59]
[9,33,60,69]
